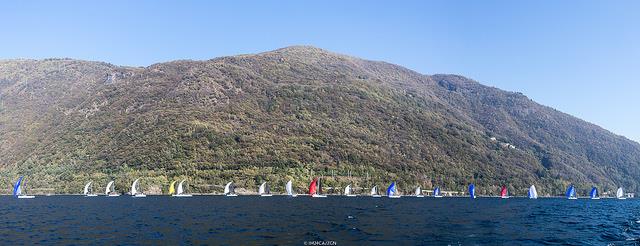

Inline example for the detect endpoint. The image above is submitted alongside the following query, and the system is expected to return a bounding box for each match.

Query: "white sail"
[83,182,92,195]
[415,187,421,196]
[131,179,140,195]
[370,186,377,195]
[344,185,351,195]
[617,187,624,199]
[286,180,293,195]
[177,180,185,195]
[106,181,115,195]
[16,184,22,196]
[224,181,233,194]
[529,185,538,199]
[259,182,266,195]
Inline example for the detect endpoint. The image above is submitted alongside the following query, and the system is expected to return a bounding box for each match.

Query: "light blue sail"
[13,176,24,196]
[387,182,396,197]
[590,187,598,199]
[566,185,576,199]
[469,184,475,198]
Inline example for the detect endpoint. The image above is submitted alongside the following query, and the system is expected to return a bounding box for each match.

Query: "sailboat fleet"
[8,176,634,199]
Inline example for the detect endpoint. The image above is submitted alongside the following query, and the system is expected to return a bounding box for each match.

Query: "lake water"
[1,196,639,245]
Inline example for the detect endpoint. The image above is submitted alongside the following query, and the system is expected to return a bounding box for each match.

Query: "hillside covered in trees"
[1,46,639,195]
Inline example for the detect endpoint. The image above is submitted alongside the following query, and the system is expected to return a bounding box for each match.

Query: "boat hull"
[172,194,193,197]
[85,194,99,197]
[226,194,238,197]
[108,194,121,197]
[434,195,443,198]
[416,195,424,198]
[18,195,35,199]
[312,194,327,198]
[346,194,357,197]
[568,197,578,200]
[388,195,401,199]
[371,195,381,198]
[133,194,147,198]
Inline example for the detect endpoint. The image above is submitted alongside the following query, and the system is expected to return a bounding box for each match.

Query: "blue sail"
[433,187,440,196]
[469,184,475,198]
[387,182,396,196]
[13,176,23,196]
[590,187,597,199]
[566,185,575,198]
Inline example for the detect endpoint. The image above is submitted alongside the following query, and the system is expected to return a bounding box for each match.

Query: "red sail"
[501,186,507,197]
[309,178,318,196]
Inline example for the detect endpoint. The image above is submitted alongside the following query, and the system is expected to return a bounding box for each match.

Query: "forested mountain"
[1,46,638,195]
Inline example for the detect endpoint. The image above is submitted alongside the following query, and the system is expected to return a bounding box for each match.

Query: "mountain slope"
[1,46,638,195]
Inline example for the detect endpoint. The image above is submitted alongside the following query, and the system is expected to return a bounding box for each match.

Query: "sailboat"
[370,186,381,198]
[173,180,193,197]
[415,186,424,198]
[566,185,578,200]
[13,176,35,199]
[387,182,401,198]
[169,181,177,195]
[589,187,600,200]
[224,181,238,196]
[259,182,272,197]
[616,187,626,200]
[105,180,120,196]
[344,184,357,197]
[309,178,327,198]
[528,185,538,199]
[131,178,147,197]
[83,181,98,197]
[500,186,509,199]
[469,184,476,199]
[286,180,297,197]
[433,187,443,198]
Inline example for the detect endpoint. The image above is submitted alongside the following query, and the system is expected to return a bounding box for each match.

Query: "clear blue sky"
[2,1,639,142]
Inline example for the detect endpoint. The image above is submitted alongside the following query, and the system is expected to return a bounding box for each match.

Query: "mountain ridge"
[1,46,638,195]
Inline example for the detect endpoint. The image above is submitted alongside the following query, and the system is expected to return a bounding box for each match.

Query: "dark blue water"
[1,196,640,245]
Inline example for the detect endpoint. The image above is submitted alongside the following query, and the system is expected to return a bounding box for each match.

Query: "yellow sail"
[169,181,177,195]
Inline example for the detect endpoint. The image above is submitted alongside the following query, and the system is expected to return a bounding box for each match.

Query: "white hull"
[434,195,443,198]
[133,194,147,198]
[172,194,193,197]
[85,194,99,197]
[388,195,401,199]
[371,195,381,198]
[312,194,327,198]
[260,194,273,197]
[618,197,627,200]
[346,194,357,197]
[416,195,424,198]
[18,195,35,199]
[501,196,509,199]
[568,197,578,200]
[108,194,121,197]
[591,197,600,200]
[226,194,238,197]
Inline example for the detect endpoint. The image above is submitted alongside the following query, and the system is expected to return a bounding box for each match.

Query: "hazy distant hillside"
[1,46,639,195]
